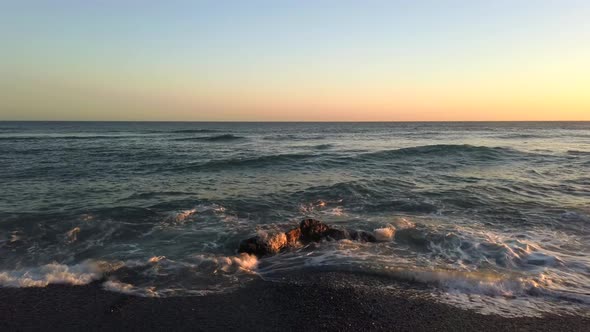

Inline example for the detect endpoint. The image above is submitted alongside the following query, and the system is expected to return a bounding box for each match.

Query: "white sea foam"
[103,280,135,294]
[80,214,95,222]
[0,261,111,287]
[171,208,197,223]
[65,227,81,243]
[381,267,527,296]
[200,253,259,273]
[392,217,415,229]
[374,225,396,241]
[165,204,228,225]
[102,280,159,297]
[298,199,345,217]
[148,256,166,263]
[325,207,345,217]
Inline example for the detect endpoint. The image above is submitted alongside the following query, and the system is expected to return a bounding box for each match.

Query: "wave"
[360,144,523,161]
[567,150,590,156]
[263,134,327,141]
[161,145,514,174]
[174,134,245,142]
[0,135,140,141]
[101,253,259,296]
[167,153,317,172]
[2,215,588,317]
[376,267,589,315]
[494,133,546,139]
[263,134,297,141]
[0,261,114,287]
[389,222,575,270]
[172,129,220,133]
[140,129,221,134]
[312,144,333,150]
[121,191,191,200]
[91,206,159,220]
[0,253,259,297]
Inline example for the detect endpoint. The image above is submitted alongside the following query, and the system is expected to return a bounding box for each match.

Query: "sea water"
[0,121,588,316]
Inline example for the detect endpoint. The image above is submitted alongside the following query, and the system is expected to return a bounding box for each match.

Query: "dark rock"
[324,228,349,241]
[394,228,428,246]
[239,219,379,256]
[238,236,269,256]
[349,230,377,243]
[286,219,349,243]
[238,232,288,256]
[299,219,330,242]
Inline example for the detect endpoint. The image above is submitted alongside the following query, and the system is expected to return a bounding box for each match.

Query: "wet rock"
[266,233,287,254]
[294,219,353,242]
[238,236,269,256]
[285,228,301,246]
[324,228,349,241]
[349,230,377,243]
[394,228,428,246]
[238,232,288,256]
[239,219,379,256]
[299,219,330,242]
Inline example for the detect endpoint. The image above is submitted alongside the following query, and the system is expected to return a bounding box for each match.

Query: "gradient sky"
[1,1,589,121]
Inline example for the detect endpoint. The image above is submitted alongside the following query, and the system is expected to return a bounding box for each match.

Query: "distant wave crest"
[172,129,221,133]
[174,134,246,142]
[0,135,138,141]
[360,144,522,160]
[170,153,315,172]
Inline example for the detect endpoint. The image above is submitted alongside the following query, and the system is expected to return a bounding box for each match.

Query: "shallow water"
[0,121,589,316]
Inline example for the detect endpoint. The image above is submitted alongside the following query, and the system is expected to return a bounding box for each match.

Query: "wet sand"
[0,272,587,331]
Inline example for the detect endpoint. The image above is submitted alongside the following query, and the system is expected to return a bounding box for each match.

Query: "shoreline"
[1,272,587,331]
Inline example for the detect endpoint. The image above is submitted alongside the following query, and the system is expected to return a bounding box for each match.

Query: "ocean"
[0,121,588,317]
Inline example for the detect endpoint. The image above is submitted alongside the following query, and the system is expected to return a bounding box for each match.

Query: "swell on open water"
[0,122,589,317]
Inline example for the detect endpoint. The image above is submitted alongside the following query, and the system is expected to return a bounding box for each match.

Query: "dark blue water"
[1,122,589,316]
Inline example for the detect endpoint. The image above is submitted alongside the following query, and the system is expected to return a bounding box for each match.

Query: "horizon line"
[1,120,589,123]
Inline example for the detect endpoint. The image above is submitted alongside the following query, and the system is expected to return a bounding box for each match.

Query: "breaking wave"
[255,217,590,317]
[0,261,114,287]
[0,253,259,297]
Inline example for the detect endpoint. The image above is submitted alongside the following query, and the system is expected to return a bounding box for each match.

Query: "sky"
[1,1,589,121]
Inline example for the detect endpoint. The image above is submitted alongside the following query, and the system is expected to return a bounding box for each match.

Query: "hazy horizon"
[2,120,590,123]
[1,1,589,121]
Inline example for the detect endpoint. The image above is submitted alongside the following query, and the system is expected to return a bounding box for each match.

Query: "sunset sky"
[1,1,589,121]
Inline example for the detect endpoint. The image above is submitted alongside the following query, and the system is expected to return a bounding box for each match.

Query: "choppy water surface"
[0,122,589,317]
